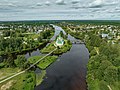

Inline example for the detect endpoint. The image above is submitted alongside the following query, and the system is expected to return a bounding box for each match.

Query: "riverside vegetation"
[59,21,120,90]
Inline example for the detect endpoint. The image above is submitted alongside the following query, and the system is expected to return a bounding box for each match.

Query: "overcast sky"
[0,0,120,21]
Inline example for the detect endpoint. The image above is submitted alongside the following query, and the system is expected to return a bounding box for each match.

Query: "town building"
[55,35,64,47]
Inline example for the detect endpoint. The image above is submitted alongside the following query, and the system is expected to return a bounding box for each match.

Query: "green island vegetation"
[59,21,120,90]
[28,55,58,70]
[41,31,72,55]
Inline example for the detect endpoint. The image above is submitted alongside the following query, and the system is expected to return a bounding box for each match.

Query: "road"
[107,85,112,90]
[0,48,57,84]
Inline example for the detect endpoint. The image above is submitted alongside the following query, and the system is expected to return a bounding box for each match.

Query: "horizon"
[0,19,120,22]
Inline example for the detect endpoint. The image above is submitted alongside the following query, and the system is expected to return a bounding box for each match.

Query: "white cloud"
[88,0,119,8]
[45,1,51,6]
[55,0,66,5]
[89,0,103,8]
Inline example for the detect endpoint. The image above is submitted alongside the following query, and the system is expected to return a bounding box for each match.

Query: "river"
[35,25,89,90]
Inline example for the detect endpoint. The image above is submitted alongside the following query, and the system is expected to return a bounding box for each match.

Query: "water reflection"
[35,25,89,90]
[25,49,41,59]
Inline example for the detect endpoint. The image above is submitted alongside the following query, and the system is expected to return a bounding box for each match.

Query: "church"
[55,35,64,47]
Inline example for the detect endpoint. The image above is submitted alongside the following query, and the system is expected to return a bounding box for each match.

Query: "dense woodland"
[60,22,120,90]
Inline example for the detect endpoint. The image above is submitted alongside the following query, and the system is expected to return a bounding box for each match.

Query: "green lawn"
[28,56,58,69]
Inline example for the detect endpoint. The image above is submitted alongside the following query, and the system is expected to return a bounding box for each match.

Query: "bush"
[0,62,5,69]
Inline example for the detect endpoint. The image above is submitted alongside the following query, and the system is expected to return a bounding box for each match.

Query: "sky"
[0,0,120,21]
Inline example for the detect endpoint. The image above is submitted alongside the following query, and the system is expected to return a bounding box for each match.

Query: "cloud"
[71,0,80,4]
[36,3,42,6]
[55,0,66,5]
[88,0,118,8]
[0,3,17,7]
[88,0,103,8]
[45,1,51,6]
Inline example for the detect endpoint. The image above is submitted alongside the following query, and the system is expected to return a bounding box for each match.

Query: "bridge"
[0,48,57,84]
[49,40,85,44]
[71,40,85,44]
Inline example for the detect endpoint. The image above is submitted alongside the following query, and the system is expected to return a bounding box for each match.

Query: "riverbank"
[59,22,120,90]
[0,41,48,58]
[36,70,46,86]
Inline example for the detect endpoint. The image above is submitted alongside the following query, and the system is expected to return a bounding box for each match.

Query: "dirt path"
[107,85,112,90]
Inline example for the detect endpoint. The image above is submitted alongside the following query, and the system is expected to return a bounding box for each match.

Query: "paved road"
[0,48,57,84]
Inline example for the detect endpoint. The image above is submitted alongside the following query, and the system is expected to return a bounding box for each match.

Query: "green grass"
[40,43,56,54]
[28,56,58,69]
[0,68,35,90]
[9,71,36,90]
[0,68,20,80]
[36,70,46,86]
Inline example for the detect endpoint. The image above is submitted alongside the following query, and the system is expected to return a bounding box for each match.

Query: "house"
[101,34,108,38]
[4,36,10,39]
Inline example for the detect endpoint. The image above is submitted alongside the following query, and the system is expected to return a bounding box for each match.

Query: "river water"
[35,25,89,90]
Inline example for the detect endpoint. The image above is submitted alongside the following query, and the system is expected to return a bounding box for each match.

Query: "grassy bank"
[28,56,58,70]
[36,70,46,86]
[0,68,35,90]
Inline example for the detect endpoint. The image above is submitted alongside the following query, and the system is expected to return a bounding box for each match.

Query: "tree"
[90,49,97,56]
[104,66,118,84]
[38,36,43,43]
[112,56,120,67]
[15,55,27,69]
[96,60,113,80]
[60,31,64,37]
[4,54,15,68]
[99,80,109,90]
[67,40,71,45]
